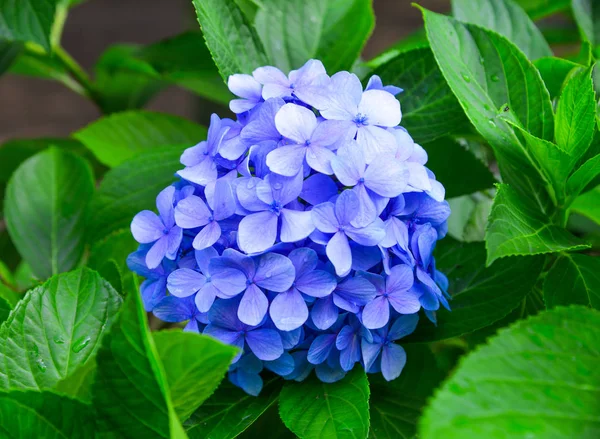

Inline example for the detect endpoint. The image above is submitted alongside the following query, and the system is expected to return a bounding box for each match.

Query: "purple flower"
[177,114,228,185]
[311,276,376,330]
[228,74,263,114]
[237,172,314,254]
[228,353,264,396]
[131,186,183,269]
[332,140,409,227]
[174,179,236,250]
[153,295,208,333]
[253,59,330,108]
[365,74,403,96]
[269,248,337,331]
[204,297,283,362]
[127,249,175,311]
[320,72,401,162]
[241,98,285,146]
[361,314,418,381]
[359,265,421,329]
[336,315,372,371]
[208,250,295,326]
[311,190,385,276]
[266,103,345,176]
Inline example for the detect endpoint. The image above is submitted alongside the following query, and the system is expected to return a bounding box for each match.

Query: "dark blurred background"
[0,0,450,143]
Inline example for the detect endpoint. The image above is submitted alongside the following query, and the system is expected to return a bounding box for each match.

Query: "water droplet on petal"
[491,74,500,82]
[246,179,256,189]
[72,336,91,353]
[273,182,283,190]
[461,73,471,83]
[265,271,273,278]
[36,358,47,373]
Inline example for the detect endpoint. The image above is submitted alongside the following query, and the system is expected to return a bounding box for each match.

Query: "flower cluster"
[128,59,450,395]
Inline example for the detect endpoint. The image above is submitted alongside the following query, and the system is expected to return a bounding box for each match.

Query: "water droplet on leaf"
[72,336,91,353]
[461,73,471,82]
[36,358,47,373]
[53,335,65,344]
[490,74,500,82]
[488,119,496,128]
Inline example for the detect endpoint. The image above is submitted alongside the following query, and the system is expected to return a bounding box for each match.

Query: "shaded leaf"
[369,48,469,144]
[0,268,122,391]
[485,184,589,265]
[513,0,571,19]
[420,306,600,438]
[186,378,282,439]
[87,229,138,294]
[279,368,370,439]
[0,0,59,50]
[567,154,600,198]
[447,195,493,242]
[4,147,94,279]
[534,56,582,99]
[0,296,10,325]
[0,40,23,75]
[572,0,600,49]
[544,253,600,309]
[570,185,600,225]
[54,359,96,402]
[405,238,544,343]
[453,0,552,60]
[73,110,206,167]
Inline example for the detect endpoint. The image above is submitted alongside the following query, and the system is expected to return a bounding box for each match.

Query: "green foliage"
[420,306,600,438]
[73,111,207,168]
[279,368,370,439]
[534,56,583,98]
[0,0,60,51]
[253,0,374,73]
[0,268,121,391]
[452,0,552,60]
[369,48,469,144]
[486,184,589,265]
[4,148,94,279]
[544,253,600,308]
[514,0,571,19]
[572,0,600,52]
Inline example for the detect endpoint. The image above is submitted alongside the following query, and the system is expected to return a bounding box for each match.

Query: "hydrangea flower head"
[129,59,451,395]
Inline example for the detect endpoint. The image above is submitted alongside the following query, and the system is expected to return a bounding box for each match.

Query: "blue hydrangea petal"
[307,334,337,365]
[152,295,195,322]
[131,210,164,244]
[381,343,407,381]
[269,287,308,331]
[192,221,221,250]
[237,283,269,326]
[388,314,420,341]
[174,195,212,229]
[326,231,352,277]
[356,125,398,164]
[167,268,205,298]
[311,295,339,330]
[362,296,390,329]
[140,277,167,311]
[265,144,307,176]
[280,209,314,243]
[345,218,386,247]
[274,103,317,144]
[245,328,283,361]
[156,186,176,228]
[253,252,295,292]
[237,210,278,254]
[311,202,338,233]
[264,352,295,376]
[364,155,409,198]
[295,269,336,298]
[300,174,338,206]
[145,236,169,269]
[195,282,218,313]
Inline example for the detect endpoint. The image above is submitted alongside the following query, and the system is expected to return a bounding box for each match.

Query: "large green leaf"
[368,345,445,439]
[279,368,370,439]
[87,229,138,294]
[453,0,552,60]
[369,48,468,144]
[544,253,600,309]
[0,390,95,437]
[447,195,493,242]
[572,0,600,50]
[570,185,600,224]
[534,57,582,99]
[73,111,206,167]
[421,8,554,212]
[0,268,121,390]
[514,0,571,19]
[253,0,373,73]
[154,330,237,422]
[424,138,496,198]
[485,184,589,265]
[0,0,59,51]
[192,0,268,81]
[87,147,184,244]
[567,154,600,198]
[405,239,544,343]
[420,306,600,438]
[92,280,186,438]
[555,67,596,160]
[4,147,94,279]
[185,378,282,439]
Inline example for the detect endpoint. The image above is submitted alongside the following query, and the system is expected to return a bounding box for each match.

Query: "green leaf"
[555,66,596,160]
[87,147,184,244]
[0,41,23,75]
[405,239,544,343]
[513,0,571,19]
[4,147,94,279]
[54,358,96,402]
[368,345,445,439]
[0,0,59,51]
[544,253,600,308]
[424,137,496,198]
[572,0,600,49]
[0,268,122,391]
[486,184,590,265]
[447,195,494,242]
[87,229,138,294]
[0,390,95,437]
[185,378,282,439]
[191,0,268,81]
[453,0,552,60]
[534,57,582,99]
[421,7,555,212]
[567,154,600,198]
[571,185,600,225]
[73,110,206,168]
[420,306,600,438]
[253,0,374,72]
[279,368,370,439]
[0,296,10,325]
[369,48,469,144]
[154,330,237,422]
[92,279,186,438]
